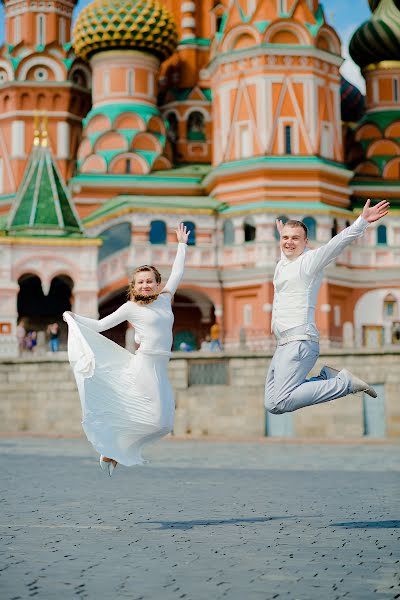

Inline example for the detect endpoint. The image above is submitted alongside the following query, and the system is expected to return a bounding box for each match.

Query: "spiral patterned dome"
[340,76,365,122]
[349,0,400,69]
[73,0,178,62]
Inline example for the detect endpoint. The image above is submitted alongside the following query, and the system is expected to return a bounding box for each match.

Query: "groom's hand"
[361,199,390,223]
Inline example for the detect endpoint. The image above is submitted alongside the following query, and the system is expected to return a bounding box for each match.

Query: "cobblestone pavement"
[1,437,399,600]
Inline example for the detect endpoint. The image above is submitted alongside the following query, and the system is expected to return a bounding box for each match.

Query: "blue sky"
[0,0,370,92]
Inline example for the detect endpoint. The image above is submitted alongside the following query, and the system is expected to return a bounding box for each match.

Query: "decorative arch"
[244,216,256,242]
[98,222,132,261]
[131,132,161,153]
[80,154,107,173]
[152,156,171,171]
[19,92,30,110]
[385,121,400,138]
[182,105,210,122]
[94,131,127,152]
[77,138,92,161]
[147,115,166,136]
[264,21,311,45]
[52,93,63,110]
[108,153,148,175]
[383,157,400,179]
[113,112,145,130]
[354,161,381,176]
[367,139,400,157]
[223,219,235,246]
[302,216,317,240]
[36,93,46,110]
[0,60,14,81]
[377,224,387,245]
[314,26,341,55]
[17,56,65,82]
[149,220,167,244]
[186,110,206,141]
[355,124,382,141]
[222,25,261,52]
[68,63,91,88]
[86,114,112,135]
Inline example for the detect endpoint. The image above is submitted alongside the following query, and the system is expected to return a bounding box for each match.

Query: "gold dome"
[73,0,178,62]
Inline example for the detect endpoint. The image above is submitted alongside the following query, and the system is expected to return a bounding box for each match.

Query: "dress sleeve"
[302,216,369,277]
[162,242,187,295]
[70,302,132,332]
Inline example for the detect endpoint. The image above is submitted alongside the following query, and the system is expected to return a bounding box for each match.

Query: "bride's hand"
[175,222,190,244]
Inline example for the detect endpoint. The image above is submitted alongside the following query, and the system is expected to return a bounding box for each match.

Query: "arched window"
[244,217,256,242]
[223,219,235,246]
[302,216,316,240]
[285,125,292,154]
[149,220,167,245]
[187,111,206,141]
[331,218,338,238]
[98,222,131,261]
[383,294,397,319]
[183,221,196,245]
[275,215,288,240]
[377,224,387,245]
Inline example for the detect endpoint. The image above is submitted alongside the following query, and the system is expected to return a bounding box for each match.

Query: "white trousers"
[264,341,351,414]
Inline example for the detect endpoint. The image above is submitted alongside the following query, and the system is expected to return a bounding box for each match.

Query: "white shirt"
[272,216,369,344]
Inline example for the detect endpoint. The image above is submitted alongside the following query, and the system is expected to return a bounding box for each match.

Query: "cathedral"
[0,0,399,356]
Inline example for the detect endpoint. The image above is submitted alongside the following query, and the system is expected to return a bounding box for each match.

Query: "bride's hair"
[127,265,163,302]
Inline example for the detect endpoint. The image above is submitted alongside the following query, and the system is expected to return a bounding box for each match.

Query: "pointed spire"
[7,114,83,236]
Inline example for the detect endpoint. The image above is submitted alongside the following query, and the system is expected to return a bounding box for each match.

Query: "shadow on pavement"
[137,515,305,530]
[331,520,400,529]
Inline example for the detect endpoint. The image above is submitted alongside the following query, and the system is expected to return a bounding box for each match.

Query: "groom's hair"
[283,220,308,238]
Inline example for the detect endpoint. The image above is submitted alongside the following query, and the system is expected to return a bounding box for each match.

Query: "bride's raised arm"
[162,223,190,296]
[64,302,131,333]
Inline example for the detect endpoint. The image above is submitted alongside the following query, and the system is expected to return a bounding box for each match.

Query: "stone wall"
[1,350,399,438]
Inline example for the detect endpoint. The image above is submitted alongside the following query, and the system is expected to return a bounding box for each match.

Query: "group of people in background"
[16,320,60,354]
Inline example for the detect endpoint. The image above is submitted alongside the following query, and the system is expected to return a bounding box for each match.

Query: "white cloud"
[339,25,366,95]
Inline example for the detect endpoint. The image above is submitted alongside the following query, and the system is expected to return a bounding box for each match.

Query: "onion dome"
[349,0,400,69]
[340,76,365,122]
[73,0,178,62]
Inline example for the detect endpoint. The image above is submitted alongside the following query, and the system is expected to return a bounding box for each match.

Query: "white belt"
[277,334,319,346]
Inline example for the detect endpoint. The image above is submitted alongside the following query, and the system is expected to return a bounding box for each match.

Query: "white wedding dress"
[64,243,187,466]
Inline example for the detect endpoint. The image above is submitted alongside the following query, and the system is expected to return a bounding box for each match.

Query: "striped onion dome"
[349,0,400,69]
[340,76,365,122]
[73,0,178,62]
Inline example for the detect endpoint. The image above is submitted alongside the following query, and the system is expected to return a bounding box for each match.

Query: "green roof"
[83,194,222,224]
[6,141,83,235]
[357,110,400,132]
[83,103,160,128]
[220,201,353,216]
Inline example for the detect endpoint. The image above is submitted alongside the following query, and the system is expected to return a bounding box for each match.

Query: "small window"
[223,219,235,246]
[149,220,167,245]
[187,111,206,141]
[302,216,316,240]
[216,15,223,33]
[275,215,288,240]
[183,221,196,245]
[238,122,252,158]
[125,158,130,174]
[285,125,292,154]
[377,224,387,245]
[383,294,397,319]
[127,70,134,96]
[394,79,399,103]
[59,17,66,45]
[14,16,21,45]
[244,218,256,242]
[331,218,338,238]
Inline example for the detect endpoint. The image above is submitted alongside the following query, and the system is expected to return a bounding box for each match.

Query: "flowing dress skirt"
[65,314,174,466]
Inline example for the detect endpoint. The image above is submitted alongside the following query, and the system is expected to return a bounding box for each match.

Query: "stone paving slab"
[0,438,399,600]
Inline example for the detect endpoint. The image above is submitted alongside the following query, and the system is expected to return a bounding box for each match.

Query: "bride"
[64,223,190,476]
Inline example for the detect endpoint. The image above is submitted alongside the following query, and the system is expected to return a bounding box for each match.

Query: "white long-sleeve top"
[71,243,187,356]
[272,216,369,344]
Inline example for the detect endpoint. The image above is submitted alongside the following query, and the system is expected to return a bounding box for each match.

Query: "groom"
[265,199,390,414]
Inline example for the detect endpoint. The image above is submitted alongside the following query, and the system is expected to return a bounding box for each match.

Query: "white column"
[11,121,25,157]
[57,122,70,159]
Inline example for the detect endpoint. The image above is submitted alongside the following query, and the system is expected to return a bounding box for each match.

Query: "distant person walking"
[265,199,389,415]
[210,322,222,351]
[47,322,60,352]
